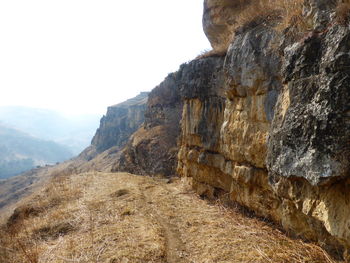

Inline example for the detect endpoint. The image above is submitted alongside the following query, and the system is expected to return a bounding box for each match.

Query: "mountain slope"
[64,0,350,257]
[0,172,335,263]
[0,0,349,261]
[0,106,100,154]
[0,125,73,178]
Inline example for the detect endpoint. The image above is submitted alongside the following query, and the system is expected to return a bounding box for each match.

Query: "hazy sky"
[0,1,211,115]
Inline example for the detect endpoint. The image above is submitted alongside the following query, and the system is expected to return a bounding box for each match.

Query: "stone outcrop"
[203,0,250,52]
[115,72,183,176]
[303,0,337,31]
[266,22,350,256]
[178,0,350,259]
[69,0,349,258]
[85,92,148,158]
[268,25,350,185]
[178,23,282,220]
[115,59,224,176]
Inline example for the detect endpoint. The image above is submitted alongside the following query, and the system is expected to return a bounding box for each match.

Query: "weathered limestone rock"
[222,25,281,169]
[117,57,226,177]
[268,25,350,185]
[203,0,250,52]
[179,3,350,257]
[72,0,349,257]
[178,24,282,220]
[177,56,227,191]
[303,0,337,31]
[115,71,183,176]
[91,92,148,154]
[267,23,350,256]
[69,93,148,172]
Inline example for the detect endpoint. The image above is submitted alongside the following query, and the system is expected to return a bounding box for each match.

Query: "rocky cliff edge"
[72,0,349,259]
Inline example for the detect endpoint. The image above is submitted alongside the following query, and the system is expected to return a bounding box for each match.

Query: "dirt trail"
[1,172,338,263]
[141,182,187,263]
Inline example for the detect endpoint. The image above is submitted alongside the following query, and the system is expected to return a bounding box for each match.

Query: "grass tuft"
[336,0,350,24]
[202,0,306,58]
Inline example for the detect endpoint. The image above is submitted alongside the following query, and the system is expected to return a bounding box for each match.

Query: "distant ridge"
[0,124,73,179]
[0,106,100,154]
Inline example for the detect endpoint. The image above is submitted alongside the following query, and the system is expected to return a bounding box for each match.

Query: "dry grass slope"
[0,172,342,263]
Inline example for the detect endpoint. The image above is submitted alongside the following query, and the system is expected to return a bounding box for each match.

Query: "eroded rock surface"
[115,72,183,176]
[90,92,148,155]
[268,25,350,185]
[179,1,350,258]
[178,24,282,220]
[65,0,350,258]
[203,0,250,52]
[266,23,350,255]
[116,58,225,177]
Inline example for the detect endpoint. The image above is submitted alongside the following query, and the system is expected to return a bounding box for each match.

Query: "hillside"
[0,0,349,262]
[0,125,73,179]
[0,106,100,154]
[0,172,336,263]
[59,0,348,258]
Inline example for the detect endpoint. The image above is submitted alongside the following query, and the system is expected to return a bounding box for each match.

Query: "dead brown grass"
[236,0,305,32]
[196,48,227,59]
[336,0,350,24]
[0,172,165,263]
[0,171,83,263]
[0,172,343,263]
[200,0,306,59]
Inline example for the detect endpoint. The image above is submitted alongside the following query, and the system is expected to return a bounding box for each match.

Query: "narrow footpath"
[1,172,337,263]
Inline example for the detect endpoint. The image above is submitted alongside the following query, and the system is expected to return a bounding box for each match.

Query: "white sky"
[0,0,211,115]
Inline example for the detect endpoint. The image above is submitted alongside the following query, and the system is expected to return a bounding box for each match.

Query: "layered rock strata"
[178,1,350,258]
[81,92,148,161]
[72,0,349,257]
[115,72,183,176]
[115,58,224,176]
[267,23,350,256]
[178,23,282,220]
[92,92,148,153]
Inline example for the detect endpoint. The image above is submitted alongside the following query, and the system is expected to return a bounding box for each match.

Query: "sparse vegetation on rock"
[1,0,350,262]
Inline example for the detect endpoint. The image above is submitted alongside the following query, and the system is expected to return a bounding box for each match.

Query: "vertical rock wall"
[178,24,283,219]
[116,58,226,177]
[267,23,350,256]
[79,0,350,256]
[178,0,350,258]
[90,92,149,154]
[115,72,183,176]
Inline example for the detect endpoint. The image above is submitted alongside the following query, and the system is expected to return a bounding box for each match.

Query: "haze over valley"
[0,106,100,155]
[0,106,100,178]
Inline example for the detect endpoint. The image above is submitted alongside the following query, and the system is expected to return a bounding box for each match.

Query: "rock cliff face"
[72,0,349,257]
[203,0,250,52]
[178,0,350,258]
[85,92,148,158]
[266,22,350,256]
[115,59,224,176]
[115,73,183,176]
[178,23,282,222]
